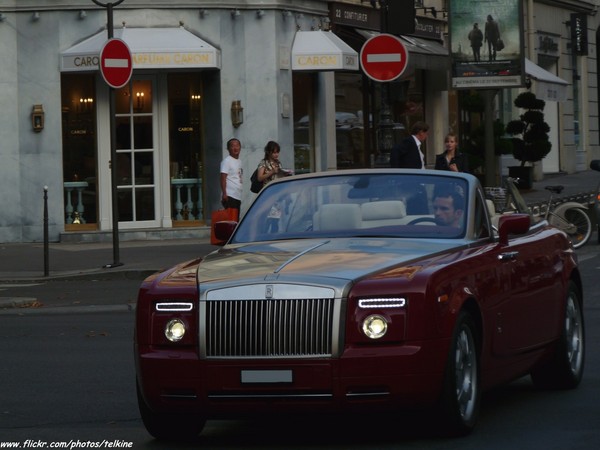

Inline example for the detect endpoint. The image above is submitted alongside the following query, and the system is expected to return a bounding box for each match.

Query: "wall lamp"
[79,10,87,20]
[32,11,40,21]
[231,9,240,18]
[199,9,209,18]
[256,10,265,19]
[231,100,243,128]
[0,13,6,22]
[282,10,292,18]
[32,105,45,132]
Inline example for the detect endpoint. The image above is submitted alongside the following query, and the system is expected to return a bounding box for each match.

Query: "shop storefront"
[327,2,451,169]
[0,2,358,242]
[1,1,597,244]
[60,27,220,232]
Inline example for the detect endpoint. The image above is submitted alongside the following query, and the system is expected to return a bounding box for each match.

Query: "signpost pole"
[359,3,409,166]
[378,1,394,164]
[92,0,125,268]
[484,90,499,187]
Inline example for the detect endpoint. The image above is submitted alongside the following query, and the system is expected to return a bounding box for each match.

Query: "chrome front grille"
[204,298,336,358]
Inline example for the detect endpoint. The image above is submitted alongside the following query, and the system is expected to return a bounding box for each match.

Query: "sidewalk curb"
[0,268,159,284]
[0,303,135,315]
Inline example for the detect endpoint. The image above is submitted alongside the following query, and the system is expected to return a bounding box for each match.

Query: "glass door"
[168,74,205,225]
[114,77,158,227]
[61,74,98,230]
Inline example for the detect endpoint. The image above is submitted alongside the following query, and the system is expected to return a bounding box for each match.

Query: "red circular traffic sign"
[360,34,409,82]
[100,38,133,89]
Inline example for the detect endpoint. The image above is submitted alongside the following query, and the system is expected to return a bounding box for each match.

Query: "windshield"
[231,173,469,244]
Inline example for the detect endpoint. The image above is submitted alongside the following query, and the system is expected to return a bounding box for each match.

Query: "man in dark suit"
[390,121,429,169]
[484,14,500,61]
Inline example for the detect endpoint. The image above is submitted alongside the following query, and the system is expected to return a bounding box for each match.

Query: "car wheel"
[437,311,480,437]
[136,381,206,441]
[531,281,585,390]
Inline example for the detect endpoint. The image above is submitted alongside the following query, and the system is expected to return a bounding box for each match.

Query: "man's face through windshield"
[433,194,463,227]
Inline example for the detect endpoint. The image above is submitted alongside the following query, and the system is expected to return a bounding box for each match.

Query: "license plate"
[241,370,293,384]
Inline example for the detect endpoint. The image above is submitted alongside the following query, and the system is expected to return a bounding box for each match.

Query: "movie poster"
[449,0,524,89]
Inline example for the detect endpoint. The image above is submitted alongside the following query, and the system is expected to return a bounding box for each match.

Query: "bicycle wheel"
[549,207,592,249]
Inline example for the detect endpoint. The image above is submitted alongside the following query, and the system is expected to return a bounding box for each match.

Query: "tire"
[531,281,585,390]
[137,381,206,441]
[550,207,591,249]
[437,311,481,437]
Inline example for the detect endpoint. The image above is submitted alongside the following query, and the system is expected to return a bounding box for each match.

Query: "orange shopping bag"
[210,208,239,245]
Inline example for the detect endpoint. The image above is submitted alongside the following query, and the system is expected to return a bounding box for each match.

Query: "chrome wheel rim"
[455,326,477,420]
[565,294,583,375]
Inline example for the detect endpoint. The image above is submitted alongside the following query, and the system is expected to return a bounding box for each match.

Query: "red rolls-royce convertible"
[135,169,584,439]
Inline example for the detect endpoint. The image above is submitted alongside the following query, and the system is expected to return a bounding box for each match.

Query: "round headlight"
[362,315,388,339]
[165,319,186,342]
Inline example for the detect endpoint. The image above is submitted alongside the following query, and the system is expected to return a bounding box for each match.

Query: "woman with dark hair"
[256,140,290,232]
[257,140,285,189]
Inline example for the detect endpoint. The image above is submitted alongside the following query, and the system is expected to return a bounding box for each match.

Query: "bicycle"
[540,185,592,249]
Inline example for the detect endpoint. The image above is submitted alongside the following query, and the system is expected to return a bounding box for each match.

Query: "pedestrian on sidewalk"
[220,138,243,213]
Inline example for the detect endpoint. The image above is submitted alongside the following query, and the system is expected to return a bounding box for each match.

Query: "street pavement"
[1,168,599,311]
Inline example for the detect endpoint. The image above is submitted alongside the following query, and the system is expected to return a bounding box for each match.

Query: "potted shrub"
[505,91,552,189]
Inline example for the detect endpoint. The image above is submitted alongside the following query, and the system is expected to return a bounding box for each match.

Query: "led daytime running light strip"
[156,302,193,311]
[358,298,406,309]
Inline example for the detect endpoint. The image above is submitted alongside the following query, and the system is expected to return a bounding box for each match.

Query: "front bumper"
[135,338,450,417]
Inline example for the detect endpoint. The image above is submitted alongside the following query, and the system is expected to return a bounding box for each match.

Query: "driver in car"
[433,189,464,227]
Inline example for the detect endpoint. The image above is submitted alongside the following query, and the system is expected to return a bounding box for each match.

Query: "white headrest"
[318,204,361,230]
[361,201,406,220]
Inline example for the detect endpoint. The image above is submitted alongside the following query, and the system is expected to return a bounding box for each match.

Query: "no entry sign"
[100,38,133,89]
[360,34,409,82]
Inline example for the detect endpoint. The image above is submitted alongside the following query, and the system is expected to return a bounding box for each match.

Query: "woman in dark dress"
[435,133,468,173]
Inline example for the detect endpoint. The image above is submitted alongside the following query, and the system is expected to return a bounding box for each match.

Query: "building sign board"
[570,13,588,56]
[449,0,525,89]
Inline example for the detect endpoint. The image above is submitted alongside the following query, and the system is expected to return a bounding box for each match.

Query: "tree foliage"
[505,92,551,166]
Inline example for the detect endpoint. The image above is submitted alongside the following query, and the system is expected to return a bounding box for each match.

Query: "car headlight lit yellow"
[165,319,186,342]
[362,315,388,339]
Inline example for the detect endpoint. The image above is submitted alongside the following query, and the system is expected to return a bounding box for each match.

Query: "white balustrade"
[171,178,203,221]
[63,181,89,224]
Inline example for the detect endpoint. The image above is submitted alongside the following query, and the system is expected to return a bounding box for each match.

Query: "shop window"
[334,72,423,169]
[61,74,98,229]
[168,74,205,224]
[292,73,315,174]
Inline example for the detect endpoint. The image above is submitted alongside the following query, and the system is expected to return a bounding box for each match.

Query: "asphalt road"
[1,245,599,449]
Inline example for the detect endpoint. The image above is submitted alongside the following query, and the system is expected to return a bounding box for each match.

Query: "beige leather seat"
[360,201,406,228]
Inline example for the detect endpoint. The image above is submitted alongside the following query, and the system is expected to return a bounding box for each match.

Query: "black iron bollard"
[43,186,49,277]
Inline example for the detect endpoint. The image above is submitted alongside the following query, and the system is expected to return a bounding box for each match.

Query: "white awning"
[525,58,569,102]
[61,27,221,72]
[291,30,359,71]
